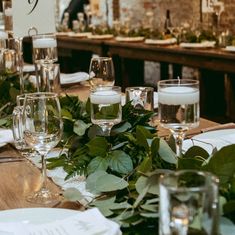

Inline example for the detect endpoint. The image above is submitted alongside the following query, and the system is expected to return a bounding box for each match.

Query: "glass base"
[26,188,61,205]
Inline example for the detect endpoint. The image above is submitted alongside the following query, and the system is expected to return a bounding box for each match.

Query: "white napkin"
[0,208,121,235]
[60,72,89,85]
[0,129,14,147]
[183,132,235,154]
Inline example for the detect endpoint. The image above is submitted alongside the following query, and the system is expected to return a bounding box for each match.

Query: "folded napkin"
[0,208,121,235]
[183,129,235,154]
[0,129,14,147]
[60,72,89,85]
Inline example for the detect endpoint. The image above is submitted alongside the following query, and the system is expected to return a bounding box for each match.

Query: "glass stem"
[101,126,112,136]
[41,154,48,191]
[173,132,185,157]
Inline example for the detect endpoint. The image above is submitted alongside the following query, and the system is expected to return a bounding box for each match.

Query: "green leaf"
[204,144,235,185]
[137,156,152,173]
[86,137,108,157]
[73,119,91,136]
[108,150,133,174]
[178,157,205,170]
[158,138,177,164]
[63,188,84,202]
[184,146,209,159]
[95,173,129,192]
[151,137,160,159]
[86,171,107,194]
[87,156,109,174]
[86,171,128,193]
[136,126,152,151]
[61,108,73,119]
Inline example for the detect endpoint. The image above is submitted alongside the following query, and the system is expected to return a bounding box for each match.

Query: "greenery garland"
[1,74,235,234]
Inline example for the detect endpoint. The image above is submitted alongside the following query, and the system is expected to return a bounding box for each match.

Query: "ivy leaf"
[158,138,177,164]
[73,119,91,136]
[108,150,133,174]
[204,144,235,185]
[86,137,108,157]
[184,146,209,159]
[87,156,109,175]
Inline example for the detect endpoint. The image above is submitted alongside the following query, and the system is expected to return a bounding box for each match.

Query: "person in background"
[61,0,90,30]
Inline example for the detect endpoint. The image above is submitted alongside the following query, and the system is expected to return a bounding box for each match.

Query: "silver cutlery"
[0,157,25,163]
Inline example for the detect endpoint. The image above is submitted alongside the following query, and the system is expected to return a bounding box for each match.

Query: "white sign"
[12,0,56,38]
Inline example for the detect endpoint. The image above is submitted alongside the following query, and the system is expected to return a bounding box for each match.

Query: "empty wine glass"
[89,57,115,87]
[32,33,58,91]
[158,79,200,157]
[90,86,122,136]
[22,92,63,204]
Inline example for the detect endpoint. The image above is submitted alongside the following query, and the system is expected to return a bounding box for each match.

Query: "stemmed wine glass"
[32,33,58,91]
[22,92,63,204]
[158,79,200,157]
[88,57,115,87]
[90,86,122,136]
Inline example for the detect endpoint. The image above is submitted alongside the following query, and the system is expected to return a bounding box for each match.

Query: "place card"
[12,0,56,38]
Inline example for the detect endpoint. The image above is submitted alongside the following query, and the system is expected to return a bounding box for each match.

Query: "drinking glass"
[32,33,58,91]
[89,57,115,87]
[158,79,200,157]
[159,170,219,235]
[22,92,63,204]
[90,86,122,136]
[125,86,154,111]
[2,0,13,34]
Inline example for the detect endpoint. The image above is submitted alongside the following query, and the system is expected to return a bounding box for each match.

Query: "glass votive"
[125,86,154,111]
[159,170,219,235]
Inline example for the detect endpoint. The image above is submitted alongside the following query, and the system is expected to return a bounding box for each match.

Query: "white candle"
[33,38,57,48]
[90,90,121,104]
[158,87,199,105]
[4,8,12,16]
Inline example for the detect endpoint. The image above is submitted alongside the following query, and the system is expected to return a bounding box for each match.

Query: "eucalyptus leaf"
[73,119,91,136]
[158,138,177,164]
[108,150,133,174]
[63,188,84,202]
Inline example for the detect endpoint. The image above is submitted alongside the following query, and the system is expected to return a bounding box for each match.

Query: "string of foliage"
[0,75,235,233]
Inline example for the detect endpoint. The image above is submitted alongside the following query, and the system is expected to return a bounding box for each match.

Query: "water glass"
[159,170,219,235]
[89,57,115,87]
[39,63,61,93]
[32,33,58,64]
[125,86,154,111]
[158,79,200,157]
[90,86,122,136]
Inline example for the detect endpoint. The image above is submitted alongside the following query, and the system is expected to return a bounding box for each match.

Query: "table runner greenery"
[1,73,235,234]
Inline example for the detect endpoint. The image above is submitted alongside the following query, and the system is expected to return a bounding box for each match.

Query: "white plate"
[0,208,77,224]
[224,46,235,52]
[183,129,235,154]
[60,72,89,85]
[115,36,144,42]
[88,34,114,40]
[180,41,216,48]
[145,38,177,45]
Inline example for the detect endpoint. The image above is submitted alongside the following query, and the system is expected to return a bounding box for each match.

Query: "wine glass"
[22,92,63,204]
[90,86,122,136]
[88,57,115,87]
[158,79,200,157]
[32,33,58,91]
